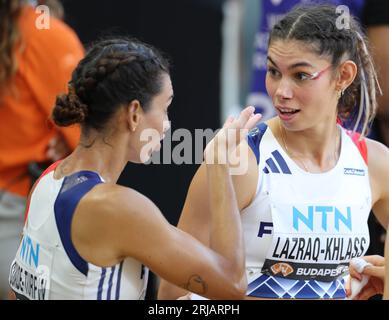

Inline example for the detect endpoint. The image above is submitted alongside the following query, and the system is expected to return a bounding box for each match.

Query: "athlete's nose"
[275,77,293,100]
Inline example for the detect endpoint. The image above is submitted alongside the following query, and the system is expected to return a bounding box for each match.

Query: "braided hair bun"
[52,86,88,127]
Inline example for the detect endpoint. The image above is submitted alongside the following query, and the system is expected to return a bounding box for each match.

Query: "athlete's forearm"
[206,162,245,281]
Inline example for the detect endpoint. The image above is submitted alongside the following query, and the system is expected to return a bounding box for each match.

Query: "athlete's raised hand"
[204,106,262,165]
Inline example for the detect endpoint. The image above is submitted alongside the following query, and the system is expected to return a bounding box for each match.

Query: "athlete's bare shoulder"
[80,182,154,218]
[366,138,389,177]
[72,182,163,266]
[366,138,389,204]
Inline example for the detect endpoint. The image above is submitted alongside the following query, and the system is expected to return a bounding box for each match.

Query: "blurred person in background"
[0,0,83,299]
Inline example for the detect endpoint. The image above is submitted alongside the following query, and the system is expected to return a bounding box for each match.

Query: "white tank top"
[243,123,371,299]
[9,164,148,300]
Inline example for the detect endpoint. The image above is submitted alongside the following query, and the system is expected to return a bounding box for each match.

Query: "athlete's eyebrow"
[267,56,314,70]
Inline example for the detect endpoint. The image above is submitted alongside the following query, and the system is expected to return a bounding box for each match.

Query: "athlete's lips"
[275,105,301,113]
[276,105,301,122]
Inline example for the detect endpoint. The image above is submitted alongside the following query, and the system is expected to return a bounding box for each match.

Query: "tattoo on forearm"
[183,275,207,295]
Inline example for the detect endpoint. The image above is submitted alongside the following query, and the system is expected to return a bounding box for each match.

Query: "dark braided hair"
[52,37,170,131]
[269,4,380,136]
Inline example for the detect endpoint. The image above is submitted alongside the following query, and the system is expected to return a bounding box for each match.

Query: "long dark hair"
[269,4,381,136]
[0,0,25,94]
[52,38,170,134]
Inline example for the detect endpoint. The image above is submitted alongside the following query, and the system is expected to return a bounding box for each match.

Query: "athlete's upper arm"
[116,187,247,299]
[76,184,246,300]
[367,139,389,229]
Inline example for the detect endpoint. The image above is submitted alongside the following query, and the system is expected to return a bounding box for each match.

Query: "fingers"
[244,113,262,130]
[236,106,256,129]
[349,256,385,281]
[362,255,385,267]
[212,107,261,160]
[344,275,352,297]
[348,265,363,281]
[222,116,235,129]
[223,106,255,130]
[362,265,385,280]
[224,106,261,131]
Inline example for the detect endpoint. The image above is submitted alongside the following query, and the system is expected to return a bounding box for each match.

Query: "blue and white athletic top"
[9,163,148,300]
[243,123,371,299]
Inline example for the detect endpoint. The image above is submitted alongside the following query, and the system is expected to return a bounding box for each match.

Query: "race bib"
[9,234,54,300]
[261,201,370,282]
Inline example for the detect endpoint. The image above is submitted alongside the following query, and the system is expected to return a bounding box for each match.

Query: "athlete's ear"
[335,60,357,92]
[126,100,143,132]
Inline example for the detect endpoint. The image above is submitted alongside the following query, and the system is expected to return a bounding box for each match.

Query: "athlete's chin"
[132,143,161,164]
[278,114,311,132]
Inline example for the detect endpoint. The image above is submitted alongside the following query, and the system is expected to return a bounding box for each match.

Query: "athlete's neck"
[271,117,341,172]
[55,131,130,184]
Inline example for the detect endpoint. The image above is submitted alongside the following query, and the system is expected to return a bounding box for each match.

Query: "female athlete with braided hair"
[8,37,261,300]
[0,0,83,299]
[159,4,389,300]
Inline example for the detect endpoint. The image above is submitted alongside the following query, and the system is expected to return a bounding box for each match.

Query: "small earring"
[337,89,345,100]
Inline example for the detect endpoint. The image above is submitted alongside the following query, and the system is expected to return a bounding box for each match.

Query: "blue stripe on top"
[115,261,124,300]
[97,267,107,300]
[107,266,116,300]
[272,150,292,174]
[247,122,268,164]
[265,158,280,173]
[54,171,103,276]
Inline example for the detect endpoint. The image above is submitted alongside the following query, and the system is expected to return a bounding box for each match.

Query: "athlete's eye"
[267,67,281,78]
[295,72,312,81]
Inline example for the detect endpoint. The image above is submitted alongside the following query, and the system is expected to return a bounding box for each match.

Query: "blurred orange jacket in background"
[0,5,84,197]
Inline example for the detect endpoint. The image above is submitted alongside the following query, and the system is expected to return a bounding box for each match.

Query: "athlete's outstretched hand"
[204,106,261,165]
